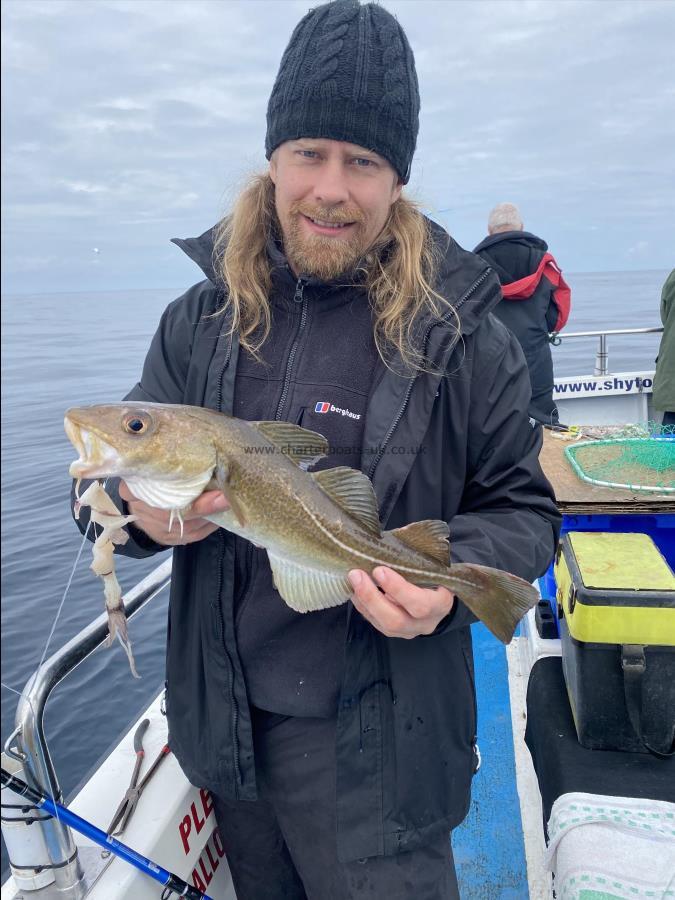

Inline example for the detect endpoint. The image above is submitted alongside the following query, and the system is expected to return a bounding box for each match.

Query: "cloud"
[3,0,73,17]
[60,180,110,195]
[63,112,154,135]
[0,32,45,71]
[97,97,148,111]
[2,0,675,293]
[628,241,649,257]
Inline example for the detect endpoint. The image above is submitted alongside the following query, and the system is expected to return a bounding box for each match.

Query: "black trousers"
[213,709,460,900]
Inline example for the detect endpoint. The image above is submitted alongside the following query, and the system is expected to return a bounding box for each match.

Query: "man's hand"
[118,480,230,546]
[348,567,455,639]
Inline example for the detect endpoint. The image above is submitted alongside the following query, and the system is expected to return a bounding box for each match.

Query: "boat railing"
[3,556,173,896]
[550,326,663,376]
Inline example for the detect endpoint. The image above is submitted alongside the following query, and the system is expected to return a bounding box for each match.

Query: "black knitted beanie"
[265,0,419,184]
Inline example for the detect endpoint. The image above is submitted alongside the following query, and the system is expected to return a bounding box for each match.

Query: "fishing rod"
[1,767,213,900]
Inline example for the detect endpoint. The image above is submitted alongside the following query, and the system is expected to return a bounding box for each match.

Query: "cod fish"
[65,402,539,644]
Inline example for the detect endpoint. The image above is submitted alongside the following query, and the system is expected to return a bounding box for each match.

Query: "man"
[474,203,571,425]
[76,2,560,896]
[653,268,675,428]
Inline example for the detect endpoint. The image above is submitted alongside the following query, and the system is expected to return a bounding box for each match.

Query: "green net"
[564,422,675,493]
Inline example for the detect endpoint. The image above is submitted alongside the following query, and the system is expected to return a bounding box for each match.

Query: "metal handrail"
[5,556,173,895]
[550,325,663,376]
[552,326,663,339]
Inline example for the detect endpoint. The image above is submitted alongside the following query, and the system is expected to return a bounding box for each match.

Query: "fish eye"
[123,413,150,435]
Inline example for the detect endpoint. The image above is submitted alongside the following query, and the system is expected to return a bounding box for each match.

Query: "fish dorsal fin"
[251,421,328,469]
[389,520,450,565]
[312,467,381,537]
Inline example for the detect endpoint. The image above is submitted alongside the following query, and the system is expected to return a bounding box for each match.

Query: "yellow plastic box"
[554,531,675,754]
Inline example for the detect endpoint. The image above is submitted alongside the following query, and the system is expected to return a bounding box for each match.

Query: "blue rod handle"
[1,768,213,900]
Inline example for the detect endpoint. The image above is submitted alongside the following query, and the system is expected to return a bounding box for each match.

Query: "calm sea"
[0,269,668,875]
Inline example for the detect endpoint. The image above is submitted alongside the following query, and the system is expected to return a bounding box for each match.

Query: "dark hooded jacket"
[78,222,560,862]
[474,230,562,424]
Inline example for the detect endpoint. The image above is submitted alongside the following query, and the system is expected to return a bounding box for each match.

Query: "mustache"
[291,202,365,225]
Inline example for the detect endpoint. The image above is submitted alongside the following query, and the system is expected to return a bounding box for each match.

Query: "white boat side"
[64,697,235,899]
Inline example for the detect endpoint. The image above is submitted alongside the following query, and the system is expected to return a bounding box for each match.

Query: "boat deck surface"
[454,622,551,899]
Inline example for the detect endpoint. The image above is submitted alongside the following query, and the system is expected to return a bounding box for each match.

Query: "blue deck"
[453,623,530,899]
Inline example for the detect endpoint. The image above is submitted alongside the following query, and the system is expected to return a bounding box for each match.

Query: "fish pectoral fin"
[268,554,351,613]
[312,467,382,537]
[213,462,247,528]
[220,485,247,529]
[251,421,328,469]
[388,520,450,565]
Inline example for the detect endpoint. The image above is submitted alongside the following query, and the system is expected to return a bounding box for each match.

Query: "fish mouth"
[64,416,120,478]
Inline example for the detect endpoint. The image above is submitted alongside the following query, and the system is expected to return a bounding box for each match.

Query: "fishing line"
[34,518,93,675]
[2,512,93,707]
[3,479,146,881]
[4,506,97,840]
[1,681,66,833]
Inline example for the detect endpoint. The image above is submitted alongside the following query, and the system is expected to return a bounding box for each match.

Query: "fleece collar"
[171,217,499,338]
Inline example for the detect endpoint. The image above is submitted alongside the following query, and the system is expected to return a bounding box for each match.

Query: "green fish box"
[554,531,675,755]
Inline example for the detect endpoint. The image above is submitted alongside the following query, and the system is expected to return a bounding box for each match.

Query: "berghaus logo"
[314,401,361,420]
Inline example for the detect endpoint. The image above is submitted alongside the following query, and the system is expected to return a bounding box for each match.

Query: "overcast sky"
[2,0,674,294]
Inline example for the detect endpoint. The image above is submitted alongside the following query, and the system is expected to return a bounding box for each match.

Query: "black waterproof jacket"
[474,230,560,424]
[94,223,560,862]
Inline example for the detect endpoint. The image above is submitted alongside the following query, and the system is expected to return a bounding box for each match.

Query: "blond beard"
[281,203,368,280]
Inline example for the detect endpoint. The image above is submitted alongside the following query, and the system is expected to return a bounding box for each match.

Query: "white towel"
[544,792,675,900]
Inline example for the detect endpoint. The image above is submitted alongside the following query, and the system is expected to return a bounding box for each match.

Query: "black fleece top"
[232,257,380,717]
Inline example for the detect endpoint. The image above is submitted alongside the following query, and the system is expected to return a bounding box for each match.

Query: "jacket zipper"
[216,329,233,412]
[365,268,495,480]
[275,277,308,420]
[213,319,242,790]
[216,532,243,789]
[234,542,255,627]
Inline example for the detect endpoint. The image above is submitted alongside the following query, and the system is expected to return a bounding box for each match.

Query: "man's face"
[269,139,403,280]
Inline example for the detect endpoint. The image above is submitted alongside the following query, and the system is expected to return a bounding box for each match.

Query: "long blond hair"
[213,173,458,373]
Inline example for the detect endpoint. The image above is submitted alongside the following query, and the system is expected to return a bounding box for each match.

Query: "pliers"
[106,718,171,836]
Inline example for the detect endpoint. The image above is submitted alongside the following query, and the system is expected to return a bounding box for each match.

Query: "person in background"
[653,269,675,428]
[474,203,571,425]
[74,2,560,897]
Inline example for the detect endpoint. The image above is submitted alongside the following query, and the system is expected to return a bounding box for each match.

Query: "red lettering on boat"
[199,856,213,886]
[179,814,192,854]
[206,841,220,873]
[201,787,214,819]
[191,799,206,834]
[213,827,226,858]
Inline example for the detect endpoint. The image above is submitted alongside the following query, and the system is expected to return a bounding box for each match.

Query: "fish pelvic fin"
[268,553,351,613]
[251,421,328,469]
[388,520,450,565]
[312,467,381,537]
[444,564,539,644]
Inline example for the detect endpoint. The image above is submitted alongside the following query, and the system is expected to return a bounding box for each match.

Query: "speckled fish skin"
[64,402,539,643]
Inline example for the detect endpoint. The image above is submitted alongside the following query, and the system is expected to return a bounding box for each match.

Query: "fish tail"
[106,608,141,679]
[442,564,539,644]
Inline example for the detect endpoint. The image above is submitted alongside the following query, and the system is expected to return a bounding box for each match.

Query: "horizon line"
[1,267,671,298]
